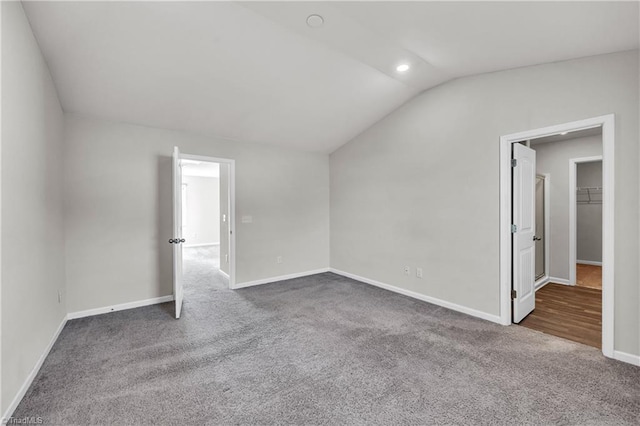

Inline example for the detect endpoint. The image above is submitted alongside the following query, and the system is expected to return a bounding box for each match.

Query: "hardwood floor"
[519,283,601,349]
[576,263,602,289]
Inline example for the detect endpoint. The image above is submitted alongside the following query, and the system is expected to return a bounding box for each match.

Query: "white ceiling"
[530,127,602,146]
[22,1,639,153]
[182,160,220,178]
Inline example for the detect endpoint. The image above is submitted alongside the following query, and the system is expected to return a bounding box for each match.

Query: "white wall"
[534,135,602,280]
[330,50,639,356]
[63,114,330,313]
[1,1,66,415]
[577,161,603,263]
[183,175,220,246]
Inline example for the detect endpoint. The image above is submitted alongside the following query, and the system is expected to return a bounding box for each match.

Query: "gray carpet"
[12,252,640,424]
[182,245,224,290]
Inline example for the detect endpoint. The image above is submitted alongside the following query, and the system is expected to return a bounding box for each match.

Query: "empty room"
[1,1,639,425]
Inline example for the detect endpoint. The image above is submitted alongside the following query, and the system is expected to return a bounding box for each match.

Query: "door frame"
[180,152,236,289]
[499,114,614,358]
[534,173,551,289]
[569,156,603,286]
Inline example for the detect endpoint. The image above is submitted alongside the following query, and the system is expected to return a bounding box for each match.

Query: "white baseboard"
[329,268,502,325]
[577,260,603,266]
[535,276,550,290]
[549,276,573,286]
[2,315,67,422]
[613,350,640,367]
[233,268,330,290]
[67,295,174,320]
[184,242,220,248]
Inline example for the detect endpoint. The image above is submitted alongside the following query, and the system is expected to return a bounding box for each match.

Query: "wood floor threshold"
[519,283,602,349]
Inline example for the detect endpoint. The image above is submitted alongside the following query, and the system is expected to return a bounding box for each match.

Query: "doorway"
[499,115,614,357]
[572,158,603,290]
[181,160,226,291]
[171,148,236,318]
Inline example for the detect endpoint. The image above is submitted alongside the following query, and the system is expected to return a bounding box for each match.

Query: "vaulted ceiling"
[22,1,639,153]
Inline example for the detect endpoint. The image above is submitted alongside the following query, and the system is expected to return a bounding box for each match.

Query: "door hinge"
[511,290,517,300]
[511,224,517,233]
[511,159,517,167]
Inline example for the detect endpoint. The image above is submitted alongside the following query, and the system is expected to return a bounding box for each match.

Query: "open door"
[172,146,184,318]
[512,143,536,323]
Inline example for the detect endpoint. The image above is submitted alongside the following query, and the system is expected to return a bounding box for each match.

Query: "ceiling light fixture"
[560,132,568,135]
[306,14,324,28]
[396,63,410,73]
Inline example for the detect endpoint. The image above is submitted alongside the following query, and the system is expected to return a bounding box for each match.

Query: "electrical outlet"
[225,254,229,263]
[417,268,423,278]
[404,266,410,276]
[58,290,62,303]
[277,256,283,264]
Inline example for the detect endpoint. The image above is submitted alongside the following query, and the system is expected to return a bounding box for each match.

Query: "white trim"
[613,351,640,367]
[67,295,174,320]
[0,2,3,415]
[1,316,67,422]
[219,270,230,280]
[535,173,551,287]
[534,276,550,290]
[180,153,230,164]
[330,268,502,324]
[569,156,602,285]
[500,114,614,358]
[179,153,236,290]
[232,268,330,290]
[183,242,220,248]
[548,277,573,286]
[229,162,236,291]
[577,260,603,266]
[601,116,615,358]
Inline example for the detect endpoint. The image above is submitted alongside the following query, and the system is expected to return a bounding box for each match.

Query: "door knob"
[179,239,186,243]
[168,239,175,244]
[533,236,542,241]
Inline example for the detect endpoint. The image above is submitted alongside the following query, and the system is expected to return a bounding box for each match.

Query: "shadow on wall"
[157,155,173,302]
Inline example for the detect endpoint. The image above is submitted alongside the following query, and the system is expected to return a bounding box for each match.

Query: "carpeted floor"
[12,253,640,424]
[183,245,225,290]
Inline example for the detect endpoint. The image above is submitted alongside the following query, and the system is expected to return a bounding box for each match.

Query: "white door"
[172,146,184,319]
[513,143,536,323]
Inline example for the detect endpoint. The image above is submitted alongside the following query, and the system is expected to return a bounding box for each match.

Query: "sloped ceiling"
[22,1,639,153]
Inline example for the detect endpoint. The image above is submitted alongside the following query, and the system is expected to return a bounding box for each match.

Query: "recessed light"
[396,64,410,73]
[306,14,324,28]
[560,132,568,135]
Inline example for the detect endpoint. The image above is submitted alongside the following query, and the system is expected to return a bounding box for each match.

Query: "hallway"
[183,245,227,293]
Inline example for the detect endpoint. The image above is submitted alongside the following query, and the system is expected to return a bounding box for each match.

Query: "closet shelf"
[577,186,602,204]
